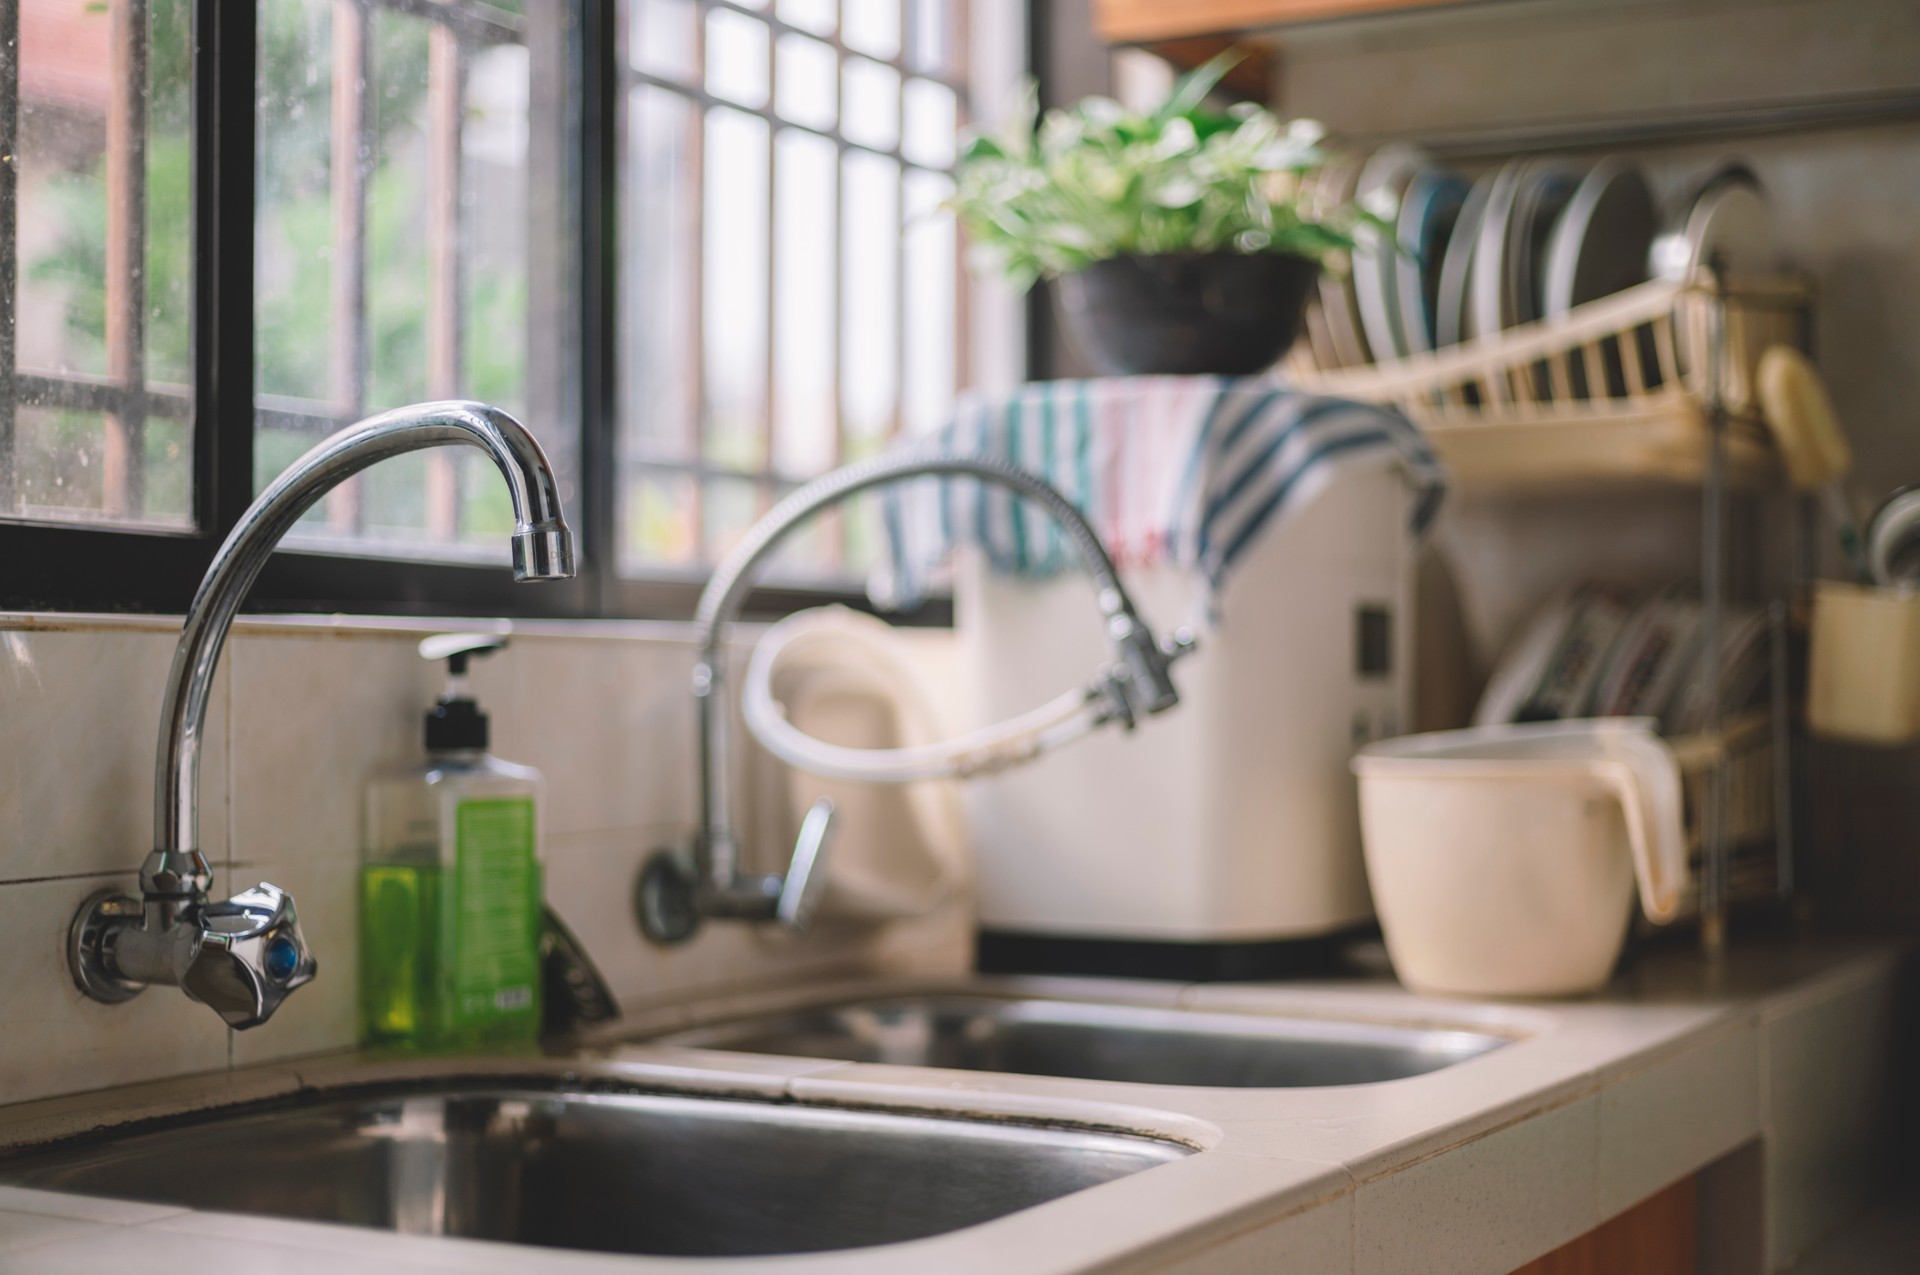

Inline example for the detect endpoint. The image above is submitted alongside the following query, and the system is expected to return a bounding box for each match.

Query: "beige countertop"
[0,939,1903,1275]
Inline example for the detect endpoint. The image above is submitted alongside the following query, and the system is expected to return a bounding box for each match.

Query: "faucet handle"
[181,883,317,1029]
[774,798,836,933]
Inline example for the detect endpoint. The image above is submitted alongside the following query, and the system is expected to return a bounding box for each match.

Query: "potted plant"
[950,53,1367,377]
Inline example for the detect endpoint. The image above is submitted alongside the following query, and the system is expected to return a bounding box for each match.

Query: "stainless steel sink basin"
[0,1083,1188,1257]
[659,994,1511,1087]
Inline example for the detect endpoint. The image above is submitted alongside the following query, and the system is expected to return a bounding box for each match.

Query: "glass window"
[1,0,1001,617]
[618,0,968,579]
[5,0,194,529]
[252,0,579,563]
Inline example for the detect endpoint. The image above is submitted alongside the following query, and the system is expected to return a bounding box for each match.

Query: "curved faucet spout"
[153,400,575,879]
[636,448,1191,945]
[71,400,575,1029]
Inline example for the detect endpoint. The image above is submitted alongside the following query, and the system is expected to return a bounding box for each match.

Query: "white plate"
[1467,159,1529,341]
[1471,158,1580,338]
[1473,584,1578,727]
[1352,143,1428,364]
[1543,157,1657,316]
[1433,171,1496,349]
[1505,160,1581,327]
[1310,156,1371,368]
[1395,166,1469,355]
[1683,179,1775,279]
[1654,165,1777,373]
[1649,162,1770,280]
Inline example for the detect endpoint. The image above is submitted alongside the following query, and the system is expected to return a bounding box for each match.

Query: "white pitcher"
[1353,718,1686,998]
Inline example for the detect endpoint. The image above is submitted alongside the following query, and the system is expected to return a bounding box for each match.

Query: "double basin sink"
[1,989,1514,1259]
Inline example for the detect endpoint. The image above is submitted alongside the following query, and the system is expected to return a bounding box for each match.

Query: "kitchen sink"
[0,1083,1188,1257]
[657,994,1511,1087]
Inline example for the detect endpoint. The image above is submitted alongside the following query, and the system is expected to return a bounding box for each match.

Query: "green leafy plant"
[950,52,1369,291]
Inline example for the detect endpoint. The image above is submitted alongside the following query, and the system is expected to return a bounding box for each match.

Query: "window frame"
[0,0,970,623]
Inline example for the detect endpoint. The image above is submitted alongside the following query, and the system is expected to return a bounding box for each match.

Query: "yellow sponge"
[1757,346,1853,490]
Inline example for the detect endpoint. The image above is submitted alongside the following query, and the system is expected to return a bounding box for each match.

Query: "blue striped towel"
[875,377,1445,621]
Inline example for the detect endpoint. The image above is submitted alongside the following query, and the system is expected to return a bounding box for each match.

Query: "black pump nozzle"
[420,632,508,752]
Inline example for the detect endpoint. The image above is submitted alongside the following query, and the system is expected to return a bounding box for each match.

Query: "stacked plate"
[1473,581,1772,737]
[1306,151,1778,375]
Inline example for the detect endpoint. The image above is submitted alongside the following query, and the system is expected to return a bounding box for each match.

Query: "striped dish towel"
[876,377,1445,621]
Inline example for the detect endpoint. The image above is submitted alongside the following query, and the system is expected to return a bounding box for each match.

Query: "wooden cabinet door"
[1512,1177,1696,1275]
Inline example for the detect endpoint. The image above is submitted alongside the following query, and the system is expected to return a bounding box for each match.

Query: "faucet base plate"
[636,850,702,946]
[69,889,148,1004]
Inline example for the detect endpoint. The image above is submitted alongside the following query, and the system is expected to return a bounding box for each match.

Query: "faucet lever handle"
[774,798,836,934]
[181,883,317,1029]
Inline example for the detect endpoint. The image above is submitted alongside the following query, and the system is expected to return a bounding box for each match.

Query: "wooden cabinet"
[1511,1177,1696,1275]
[1093,0,1470,43]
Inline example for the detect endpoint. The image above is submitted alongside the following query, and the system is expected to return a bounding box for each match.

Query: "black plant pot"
[1057,252,1321,377]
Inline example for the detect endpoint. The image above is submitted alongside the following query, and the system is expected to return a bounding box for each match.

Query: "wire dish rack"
[1285,271,1811,489]
[1669,700,1790,921]
[1288,269,1809,947]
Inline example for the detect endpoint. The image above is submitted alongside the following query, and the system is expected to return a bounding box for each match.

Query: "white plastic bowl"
[1353,719,1685,998]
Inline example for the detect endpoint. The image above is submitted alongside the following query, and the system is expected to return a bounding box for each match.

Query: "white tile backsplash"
[0,613,969,1105]
[488,635,700,838]
[0,875,231,1106]
[229,631,438,867]
[0,625,230,882]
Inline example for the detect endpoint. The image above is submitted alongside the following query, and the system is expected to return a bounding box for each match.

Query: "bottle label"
[451,796,541,1034]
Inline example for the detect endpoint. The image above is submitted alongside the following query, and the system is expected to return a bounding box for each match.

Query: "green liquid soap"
[359,862,446,1048]
[358,855,542,1052]
[363,638,546,1054]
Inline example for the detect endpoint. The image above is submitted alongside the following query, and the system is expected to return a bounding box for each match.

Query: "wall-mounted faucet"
[69,401,575,1029]
[636,450,1194,945]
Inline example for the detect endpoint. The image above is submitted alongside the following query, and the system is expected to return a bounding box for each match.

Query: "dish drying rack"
[1289,269,1811,950]
[1287,270,1807,488]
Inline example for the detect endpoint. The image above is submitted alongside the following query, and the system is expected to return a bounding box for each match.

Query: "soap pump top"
[420,632,505,753]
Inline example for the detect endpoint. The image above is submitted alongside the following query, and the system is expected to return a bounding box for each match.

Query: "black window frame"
[0,0,964,624]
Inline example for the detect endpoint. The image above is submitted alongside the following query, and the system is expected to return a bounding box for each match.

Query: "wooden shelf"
[1094,0,1469,43]
[1418,401,1779,491]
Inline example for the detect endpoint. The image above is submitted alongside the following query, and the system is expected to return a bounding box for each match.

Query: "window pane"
[622,87,698,465]
[253,0,579,561]
[625,468,700,570]
[842,58,899,150]
[842,0,900,60]
[703,107,769,471]
[841,150,898,454]
[701,474,764,563]
[631,0,698,81]
[903,170,955,438]
[704,9,768,109]
[774,33,836,131]
[906,0,953,75]
[7,0,193,529]
[617,0,975,583]
[776,0,836,37]
[773,129,836,479]
[902,77,956,168]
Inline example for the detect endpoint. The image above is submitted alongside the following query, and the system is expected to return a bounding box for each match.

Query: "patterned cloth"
[876,376,1445,622]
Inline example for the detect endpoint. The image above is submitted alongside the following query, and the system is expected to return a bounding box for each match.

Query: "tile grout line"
[0,870,139,887]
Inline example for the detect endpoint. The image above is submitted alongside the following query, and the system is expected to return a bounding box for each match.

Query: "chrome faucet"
[636,449,1194,945]
[68,401,576,1029]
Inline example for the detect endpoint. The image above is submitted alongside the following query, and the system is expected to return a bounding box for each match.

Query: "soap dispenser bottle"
[361,633,543,1051]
